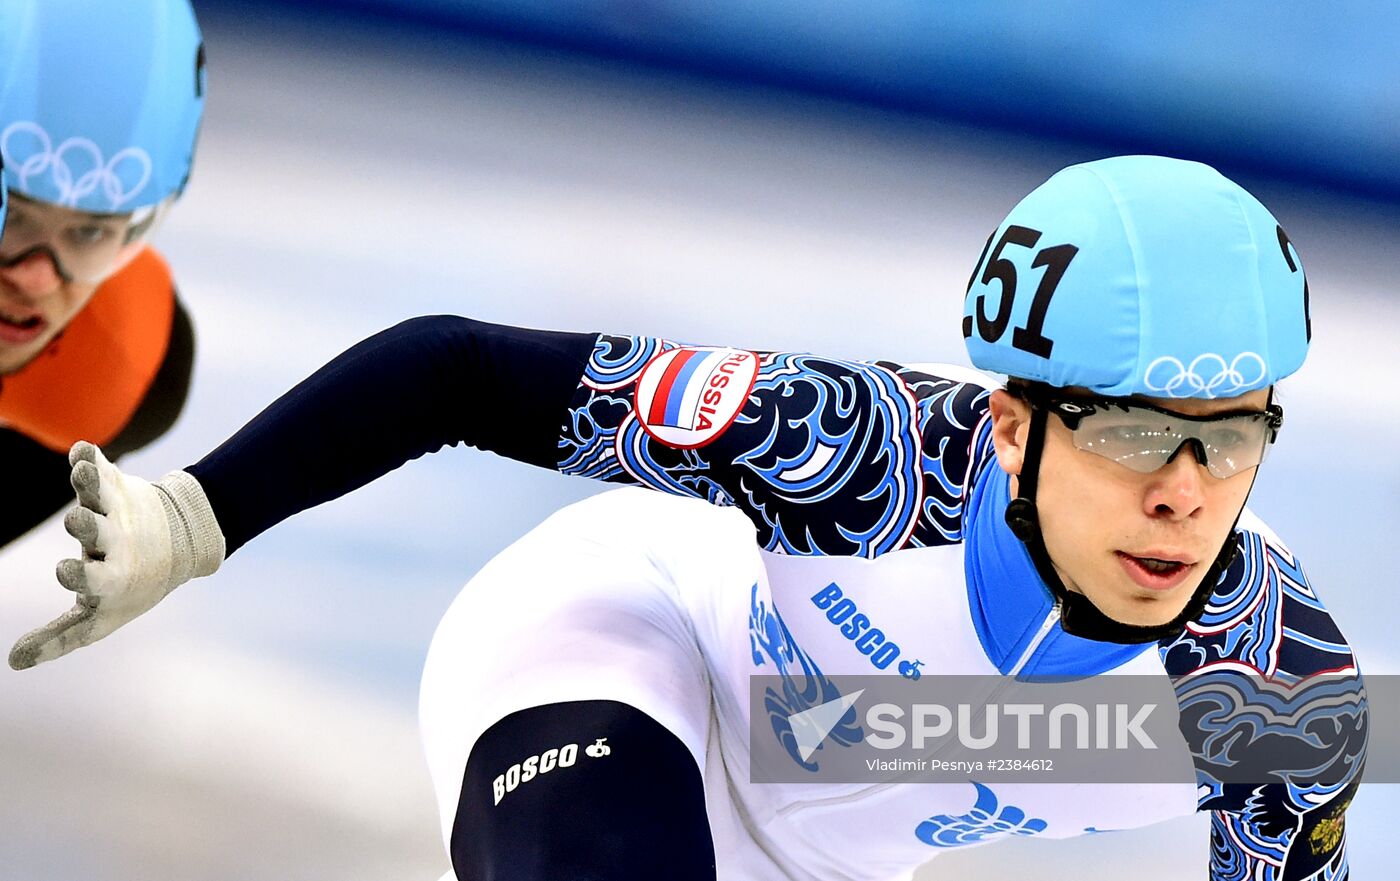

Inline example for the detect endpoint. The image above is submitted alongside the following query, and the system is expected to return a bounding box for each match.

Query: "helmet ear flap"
[1004,498,1038,541]
[1002,396,1047,545]
[1003,404,1048,553]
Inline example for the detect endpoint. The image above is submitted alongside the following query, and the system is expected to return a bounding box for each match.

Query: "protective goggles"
[1027,389,1284,479]
[0,190,169,284]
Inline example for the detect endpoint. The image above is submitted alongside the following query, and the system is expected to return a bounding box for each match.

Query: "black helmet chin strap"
[1004,405,1243,645]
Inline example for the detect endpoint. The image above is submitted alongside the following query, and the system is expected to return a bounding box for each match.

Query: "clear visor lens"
[0,191,169,284]
[1070,407,1273,479]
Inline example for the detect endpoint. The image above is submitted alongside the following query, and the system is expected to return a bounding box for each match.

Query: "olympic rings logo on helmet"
[1143,352,1268,398]
[1,121,153,211]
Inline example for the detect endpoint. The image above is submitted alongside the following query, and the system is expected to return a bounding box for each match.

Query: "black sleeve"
[185,315,597,556]
[106,294,196,458]
[454,700,716,880]
[0,429,74,548]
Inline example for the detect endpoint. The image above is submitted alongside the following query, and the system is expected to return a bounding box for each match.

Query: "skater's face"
[0,195,145,373]
[990,386,1271,628]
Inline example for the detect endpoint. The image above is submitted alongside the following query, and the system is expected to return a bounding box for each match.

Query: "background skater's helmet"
[963,155,1311,400]
[962,155,1312,643]
[0,0,205,213]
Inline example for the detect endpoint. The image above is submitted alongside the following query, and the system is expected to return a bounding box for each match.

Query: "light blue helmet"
[963,156,1310,399]
[0,0,205,213]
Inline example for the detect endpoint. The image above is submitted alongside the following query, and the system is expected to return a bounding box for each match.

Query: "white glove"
[8,441,225,670]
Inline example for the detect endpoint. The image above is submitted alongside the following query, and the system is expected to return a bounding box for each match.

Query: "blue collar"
[963,459,1151,676]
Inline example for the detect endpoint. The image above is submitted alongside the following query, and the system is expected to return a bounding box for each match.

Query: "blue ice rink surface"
[1,11,1396,880]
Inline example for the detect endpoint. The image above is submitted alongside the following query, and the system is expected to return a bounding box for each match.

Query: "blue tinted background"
[210,0,1400,198]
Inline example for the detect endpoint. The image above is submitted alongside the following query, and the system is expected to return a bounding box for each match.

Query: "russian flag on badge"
[633,346,759,448]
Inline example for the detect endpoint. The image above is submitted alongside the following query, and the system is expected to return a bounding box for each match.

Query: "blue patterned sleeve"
[1160,521,1367,880]
[557,334,993,557]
